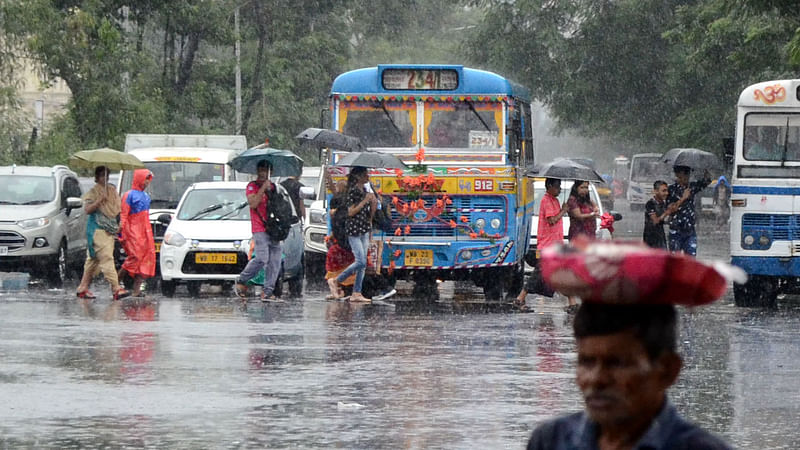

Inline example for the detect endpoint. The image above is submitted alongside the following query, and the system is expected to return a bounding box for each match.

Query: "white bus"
[730,80,800,307]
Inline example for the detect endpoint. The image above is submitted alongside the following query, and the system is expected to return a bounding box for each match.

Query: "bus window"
[744,114,800,162]
[340,101,414,148]
[426,102,501,149]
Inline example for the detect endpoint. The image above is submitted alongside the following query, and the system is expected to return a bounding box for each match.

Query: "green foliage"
[467,0,800,155]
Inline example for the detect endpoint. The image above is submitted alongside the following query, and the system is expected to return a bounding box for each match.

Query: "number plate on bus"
[0,246,7,256]
[404,249,433,266]
[195,253,237,264]
[154,242,161,253]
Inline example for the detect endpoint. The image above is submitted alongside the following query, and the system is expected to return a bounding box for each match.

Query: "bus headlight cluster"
[743,235,755,246]
[490,218,501,230]
[474,218,486,230]
[759,235,771,246]
[742,232,772,249]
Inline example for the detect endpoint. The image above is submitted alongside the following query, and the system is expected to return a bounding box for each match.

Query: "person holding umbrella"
[327,166,378,303]
[75,165,131,300]
[665,166,711,256]
[235,160,284,302]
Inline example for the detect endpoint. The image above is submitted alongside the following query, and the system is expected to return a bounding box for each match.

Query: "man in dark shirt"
[666,165,711,256]
[643,180,676,249]
[527,302,732,450]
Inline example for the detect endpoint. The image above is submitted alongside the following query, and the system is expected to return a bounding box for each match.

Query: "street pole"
[234,7,242,134]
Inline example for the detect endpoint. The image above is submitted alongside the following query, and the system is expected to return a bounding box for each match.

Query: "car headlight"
[310,209,326,224]
[163,231,186,247]
[490,218,501,230]
[18,217,50,229]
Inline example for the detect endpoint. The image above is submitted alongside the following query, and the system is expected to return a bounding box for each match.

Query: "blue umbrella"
[229,146,303,176]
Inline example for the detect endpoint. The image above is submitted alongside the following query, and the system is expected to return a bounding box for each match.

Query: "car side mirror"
[157,213,172,225]
[300,186,315,200]
[610,211,623,222]
[65,197,82,216]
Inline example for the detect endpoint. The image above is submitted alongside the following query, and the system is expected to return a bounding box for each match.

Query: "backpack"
[260,185,298,241]
[372,194,394,234]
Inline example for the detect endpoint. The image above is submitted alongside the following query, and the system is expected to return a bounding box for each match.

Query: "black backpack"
[372,194,394,234]
[260,185,297,241]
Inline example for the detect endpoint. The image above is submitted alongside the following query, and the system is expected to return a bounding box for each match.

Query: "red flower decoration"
[394,169,404,177]
[404,225,411,235]
[469,232,478,238]
[394,227,402,236]
[460,216,468,223]
[393,249,402,258]
[449,220,457,228]
[415,148,425,162]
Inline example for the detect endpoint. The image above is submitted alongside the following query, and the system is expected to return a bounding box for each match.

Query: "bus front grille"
[389,195,506,238]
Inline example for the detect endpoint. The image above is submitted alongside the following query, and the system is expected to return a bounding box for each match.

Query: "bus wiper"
[377,100,402,134]
[216,201,248,220]
[780,117,790,166]
[466,100,492,132]
[188,202,227,220]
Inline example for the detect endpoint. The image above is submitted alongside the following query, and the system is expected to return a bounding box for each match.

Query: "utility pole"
[234,7,242,134]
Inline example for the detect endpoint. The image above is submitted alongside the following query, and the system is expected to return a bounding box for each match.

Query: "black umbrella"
[296,127,364,151]
[335,151,407,169]
[527,159,605,183]
[660,148,720,170]
[229,147,303,176]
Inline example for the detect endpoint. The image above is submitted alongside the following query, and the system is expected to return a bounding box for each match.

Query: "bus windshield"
[120,162,226,209]
[630,156,668,182]
[743,113,800,162]
[339,100,503,150]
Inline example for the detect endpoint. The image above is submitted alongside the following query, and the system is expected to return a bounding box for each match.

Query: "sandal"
[76,290,97,300]
[235,283,248,300]
[113,289,131,300]
[512,300,531,312]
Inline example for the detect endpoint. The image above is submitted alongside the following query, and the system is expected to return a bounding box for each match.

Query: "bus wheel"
[412,273,439,302]
[733,276,778,308]
[482,269,506,302]
[504,263,525,301]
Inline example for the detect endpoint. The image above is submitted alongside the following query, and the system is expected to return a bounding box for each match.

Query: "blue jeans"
[238,232,282,296]
[337,233,369,294]
[669,229,697,256]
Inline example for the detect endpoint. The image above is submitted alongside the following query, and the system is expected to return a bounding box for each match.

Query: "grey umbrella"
[660,148,720,170]
[527,159,605,183]
[335,151,407,169]
[296,127,364,151]
[229,146,303,176]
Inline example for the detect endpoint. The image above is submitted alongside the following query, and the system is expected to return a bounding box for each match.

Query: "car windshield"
[120,162,226,209]
[176,189,250,221]
[0,176,55,205]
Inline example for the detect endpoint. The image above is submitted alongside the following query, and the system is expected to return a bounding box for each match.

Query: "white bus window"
[743,114,800,161]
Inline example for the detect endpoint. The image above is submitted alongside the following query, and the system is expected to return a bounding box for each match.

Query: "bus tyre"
[504,263,525,301]
[482,268,506,302]
[733,276,778,308]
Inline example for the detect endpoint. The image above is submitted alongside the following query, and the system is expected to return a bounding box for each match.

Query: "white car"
[526,179,619,267]
[301,169,328,281]
[158,181,304,297]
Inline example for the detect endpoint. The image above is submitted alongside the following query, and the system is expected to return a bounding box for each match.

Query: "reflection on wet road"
[0,202,799,448]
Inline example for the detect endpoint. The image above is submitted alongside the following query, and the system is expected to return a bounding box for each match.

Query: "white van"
[117,134,248,275]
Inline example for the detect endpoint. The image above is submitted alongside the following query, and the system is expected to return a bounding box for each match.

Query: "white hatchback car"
[526,179,620,267]
[158,181,303,297]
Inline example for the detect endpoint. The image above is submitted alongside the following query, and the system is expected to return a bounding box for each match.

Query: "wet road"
[1,201,799,449]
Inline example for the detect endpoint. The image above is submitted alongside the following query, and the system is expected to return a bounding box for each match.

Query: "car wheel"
[160,280,177,297]
[186,280,202,297]
[47,241,68,287]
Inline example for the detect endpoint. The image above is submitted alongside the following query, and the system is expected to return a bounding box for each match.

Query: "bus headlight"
[759,235,771,246]
[743,235,755,246]
[474,218,486,230]
[490,218,501,229]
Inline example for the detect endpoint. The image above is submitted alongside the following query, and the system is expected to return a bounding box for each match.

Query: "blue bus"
[326,65,535,302]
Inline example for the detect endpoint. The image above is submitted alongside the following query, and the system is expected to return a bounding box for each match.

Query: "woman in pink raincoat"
[119,169,155,296]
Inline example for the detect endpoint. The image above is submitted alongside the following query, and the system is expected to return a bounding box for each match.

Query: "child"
[643,180,676,249]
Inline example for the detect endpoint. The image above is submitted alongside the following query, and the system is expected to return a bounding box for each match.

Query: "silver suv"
[0,165,87,285]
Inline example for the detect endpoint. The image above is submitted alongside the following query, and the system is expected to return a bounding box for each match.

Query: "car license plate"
[404,249,433,266]
[0,246,7,256]
[154,242,161,253]
[195,253,237,264]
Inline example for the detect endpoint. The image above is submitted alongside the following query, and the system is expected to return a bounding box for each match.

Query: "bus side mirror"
[722,137,734,157]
